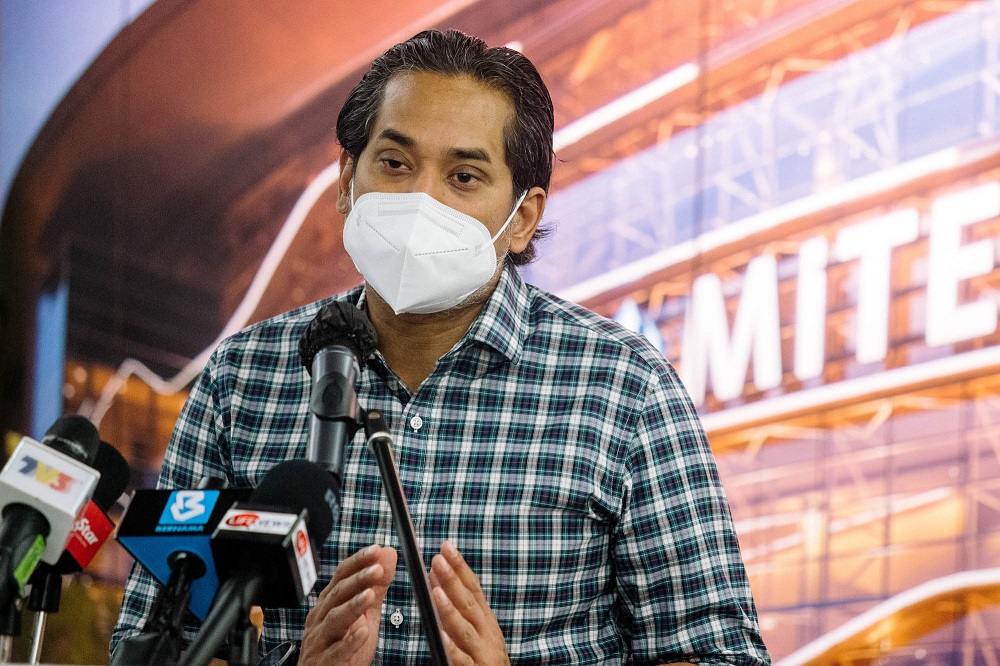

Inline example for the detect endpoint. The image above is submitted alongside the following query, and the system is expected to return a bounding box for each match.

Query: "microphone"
[179,459,336,666]
[111,477,243,666]
[28,440,131,599]
[51,440,131,574]
[25,440,131,663]
[0,417,103,577]
[0,417,102,638]
[40,415,101,467]
[114,480,251,622]
[298,302,378,510]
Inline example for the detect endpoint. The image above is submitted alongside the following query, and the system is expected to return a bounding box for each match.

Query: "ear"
[335,149,355,215]
[508,186,546,254]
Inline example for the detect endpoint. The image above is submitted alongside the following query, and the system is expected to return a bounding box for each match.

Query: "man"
[113,29,770,665]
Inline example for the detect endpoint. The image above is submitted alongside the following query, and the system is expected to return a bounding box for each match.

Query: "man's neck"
[366,292,488,392]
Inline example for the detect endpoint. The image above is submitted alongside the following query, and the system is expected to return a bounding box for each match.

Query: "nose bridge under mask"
[350,180,527,245]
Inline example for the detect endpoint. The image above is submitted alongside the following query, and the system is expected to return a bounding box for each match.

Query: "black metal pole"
[363,409,448,666]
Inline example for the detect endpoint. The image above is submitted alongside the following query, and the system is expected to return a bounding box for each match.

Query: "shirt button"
[390,609,404,627]
[409,415,423,431]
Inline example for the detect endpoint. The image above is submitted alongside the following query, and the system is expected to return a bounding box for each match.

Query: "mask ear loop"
[481,190,530,253]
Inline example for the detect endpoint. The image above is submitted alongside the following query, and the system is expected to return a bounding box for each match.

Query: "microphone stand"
[0,505,49,662]
[111,551,206,666]
[178,572,265,666]
[0,600,16,664]
[0,584,19,664]
[29,614,45,666]
[111,476,227,666]
[26,565,61,665]
[363,410,448,666]
[228,611,258,666]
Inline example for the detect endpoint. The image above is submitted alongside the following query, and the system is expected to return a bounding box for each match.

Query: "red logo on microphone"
[225,513,259,528]
[66,501,114,568]
[295,529,308,556]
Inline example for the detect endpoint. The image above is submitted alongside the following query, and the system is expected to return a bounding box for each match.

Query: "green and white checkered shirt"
[112,265,769,665]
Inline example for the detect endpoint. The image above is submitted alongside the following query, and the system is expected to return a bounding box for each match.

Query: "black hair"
[336,29,554,265]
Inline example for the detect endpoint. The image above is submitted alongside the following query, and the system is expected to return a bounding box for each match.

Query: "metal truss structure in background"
[517,1,1000,659]
[524,0,1000,296]
[715,374,1000,661]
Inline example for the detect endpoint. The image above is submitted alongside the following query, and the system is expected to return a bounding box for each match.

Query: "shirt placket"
[379,381,433,659]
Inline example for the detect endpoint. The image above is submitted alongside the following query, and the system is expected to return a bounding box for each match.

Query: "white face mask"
[343,184,528,315]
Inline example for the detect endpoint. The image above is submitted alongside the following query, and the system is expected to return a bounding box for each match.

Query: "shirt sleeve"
[613,359,771,665]
[109,345,233,659]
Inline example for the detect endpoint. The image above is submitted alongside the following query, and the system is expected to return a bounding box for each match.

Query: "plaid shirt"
[112,266,769,665]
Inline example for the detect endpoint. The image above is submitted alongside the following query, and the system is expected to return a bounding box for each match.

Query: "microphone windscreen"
[42,415,100,465]
[51,441,130,573]
[91,441,132,511]
[251,460,336,547]
[298,302,377,372]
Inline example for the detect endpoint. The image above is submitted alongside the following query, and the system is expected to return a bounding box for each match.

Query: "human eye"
[450,170,482,190]
[373,146,411,175]
[379,157,408,173]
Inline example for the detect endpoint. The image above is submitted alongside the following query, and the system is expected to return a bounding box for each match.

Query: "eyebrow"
[376,128,494,164]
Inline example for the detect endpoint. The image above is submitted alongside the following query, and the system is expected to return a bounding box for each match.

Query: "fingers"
[430,541,509,665]
[430,544,487,630]
[300,604,372,665]
[300,545,398,665]
[441,632,476,666]
[432,584,481,665]
[441,541,486,598]
[307,545,397,639]
[328,543,394,587]
[320,545,396,600]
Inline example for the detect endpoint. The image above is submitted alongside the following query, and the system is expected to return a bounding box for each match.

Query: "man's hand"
[430,540,509,666]
[299,544,397,665]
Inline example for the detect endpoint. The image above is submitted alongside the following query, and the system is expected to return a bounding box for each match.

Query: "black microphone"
[111,477,240,666]
[179,459,337,666]
[52,440,130,574]
[114,480,252,622]
[40,415,101,467]
[29,440,131,606]
[298,302,378,510]
[0,417,102,638]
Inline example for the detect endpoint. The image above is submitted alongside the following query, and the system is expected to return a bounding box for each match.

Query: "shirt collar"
[461,264,530,365]
[354,264,531,366]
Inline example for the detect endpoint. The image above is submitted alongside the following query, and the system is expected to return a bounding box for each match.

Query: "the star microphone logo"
[73,517,99,545]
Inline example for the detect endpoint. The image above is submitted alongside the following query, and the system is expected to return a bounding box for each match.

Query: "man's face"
[340,71,531,259]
